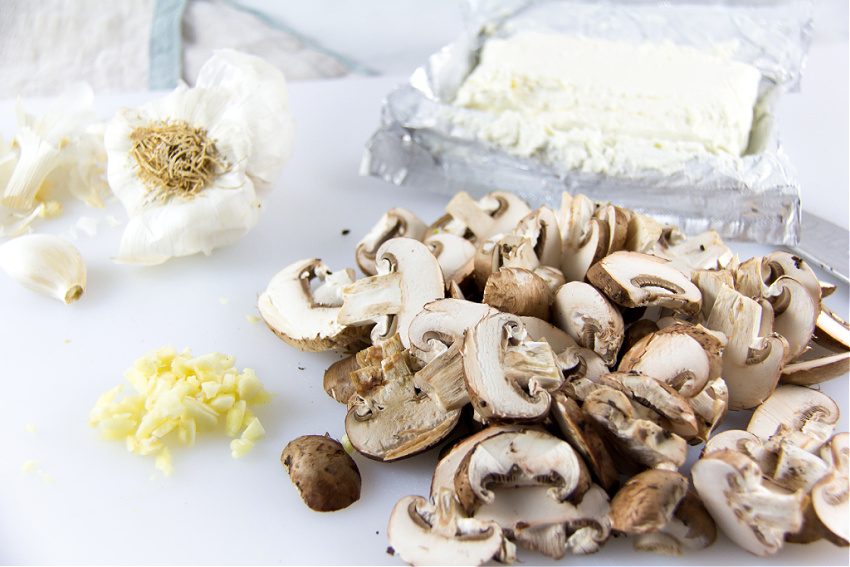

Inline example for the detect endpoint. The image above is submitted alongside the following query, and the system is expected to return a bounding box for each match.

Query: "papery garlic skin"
[1,83,95,236]
[0,234,87,304]
[104,49,296,265]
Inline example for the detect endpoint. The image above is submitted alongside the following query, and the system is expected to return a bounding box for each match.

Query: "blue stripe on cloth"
[149,0,188,90]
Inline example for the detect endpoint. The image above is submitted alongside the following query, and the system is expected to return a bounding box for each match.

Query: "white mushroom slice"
[550,392,619,493]
[480,484,612,558]
[551,281,624,367]
[462,312,563,423]
[558,193,607,282]
[473,234,540,290]
[690,267,735,322]
[763,275,818,362]
[519,316,577,355]
[583,386,688,471]
[430,425,527,499]
[762,251,823,311]
[702,429,765,460]
[623,212,663,254]
[345,349,461,462]
[687,376,729,442]
[586,251,702,317]
[423,232,476,289]
[532,265,566,296]
[608,469,689,535]
[651,229,734,273]
[768,437,832,492]
[482,267,552,320]
[511,206,562,269]
[556,346,609,402]
[691,449,806,556]
[812,432,849,544]
[407,298,494,364]
[339,237,445,348]
[387,489,514,567]
[599,371,699,440]
[747,384,840,452]
[704,284,787,410]
[258,258,366,352]
[813,305,850,352]
[782,351,850,386]
[355,207,427,276]
[445,190,532,242]
[453,427,592,516]
[618,321,723,398]
[593,202,629,257]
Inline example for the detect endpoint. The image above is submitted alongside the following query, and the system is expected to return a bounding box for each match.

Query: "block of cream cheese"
[451,32,762,176]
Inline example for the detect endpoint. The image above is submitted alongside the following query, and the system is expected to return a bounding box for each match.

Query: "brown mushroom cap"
[608,469,689,534]
[482,267,553,320]
[281,434,361,512]
[551,281,624,367]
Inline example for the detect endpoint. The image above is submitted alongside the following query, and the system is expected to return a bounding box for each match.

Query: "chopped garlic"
[88,346,271,475]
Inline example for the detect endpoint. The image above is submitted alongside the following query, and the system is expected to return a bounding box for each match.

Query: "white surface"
[0,73,847,566]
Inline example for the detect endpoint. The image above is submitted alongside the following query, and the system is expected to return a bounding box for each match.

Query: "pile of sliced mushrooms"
[258,190,849,564]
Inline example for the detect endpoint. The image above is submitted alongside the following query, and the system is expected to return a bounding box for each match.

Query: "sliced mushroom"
[556,346,609,401]
[586,251,702,317]
[258,258,367,352]
[781,351,850,386]
[355,207,427,276]
[482,267,553,320]
[551,281,624,367]
[583,386,688,472]
[692,449,806,556]
[519,315,577,354]
[811,432,849,545]
[445,190,532,242]
[453,427,592,516]
[407,298,494,364]
[339,237,445,348]
[599,371,699,440]
[473,234,539,290]
[623,212,663,254]
[462,312,563,423]
[813,305,850,352]
[747,384,840,452]
[593,202,629,257]
[704,284,787,410]
[762,276,818,362]
[690,267,736,322]
[387,488,514,566]
[651,229,733,273]
[558,193,607,283]
[322,355,359,403]
[511,206,562,269]
[550,392,619,493]
[423,231,476,292]
[344,345,461,461]
[618,321,723,398]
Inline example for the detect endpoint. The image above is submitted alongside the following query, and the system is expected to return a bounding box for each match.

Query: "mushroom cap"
[280,434,361,512]
[423,231,476,287]
[512,206,562,269]
[586,251,702,316]
[608,469,689,534]
[446,190,532,242]
[407,298,494,364]
[387,490,512,567]
[258,258,366,352]
[483,267,553,320]
[764,275,818,362]
[551,281,624,367]
[747,384,840,452]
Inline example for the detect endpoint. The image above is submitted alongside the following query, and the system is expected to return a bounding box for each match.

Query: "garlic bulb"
[0,234,87,304]
[104,49,297,265]
[1,83,96,236]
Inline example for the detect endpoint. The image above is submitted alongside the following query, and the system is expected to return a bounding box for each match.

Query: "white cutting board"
[0,76,847,566]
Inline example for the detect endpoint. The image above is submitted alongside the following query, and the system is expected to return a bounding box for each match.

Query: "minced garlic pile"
[88,346,271,475]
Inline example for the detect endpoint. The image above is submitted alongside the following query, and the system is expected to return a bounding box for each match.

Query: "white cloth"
[0,0,352,99]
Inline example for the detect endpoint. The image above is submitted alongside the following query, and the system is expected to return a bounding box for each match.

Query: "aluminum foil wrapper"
[361,0,814,245]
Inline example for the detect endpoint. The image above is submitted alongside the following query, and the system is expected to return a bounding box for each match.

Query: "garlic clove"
[0,233,87,303]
